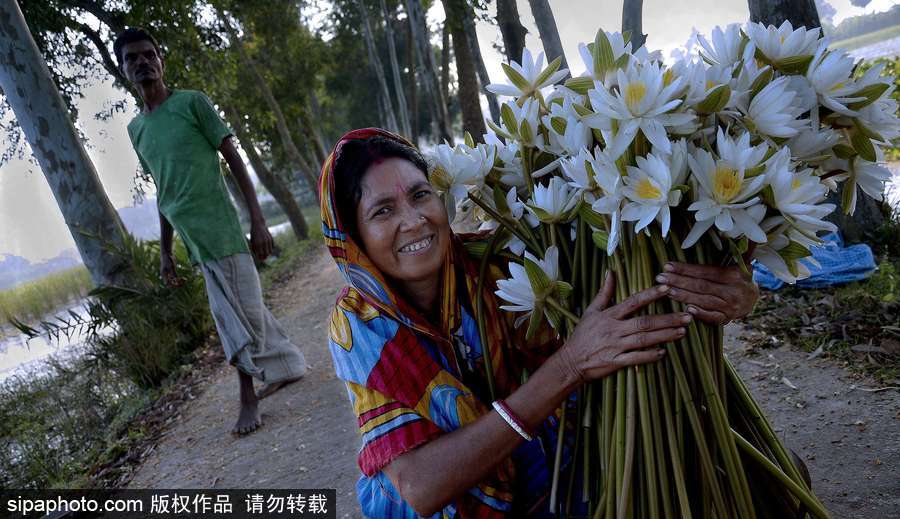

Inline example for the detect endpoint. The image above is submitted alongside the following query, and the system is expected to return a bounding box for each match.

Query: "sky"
[0,0,896,263]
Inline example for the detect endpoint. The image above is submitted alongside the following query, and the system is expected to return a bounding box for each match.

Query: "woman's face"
[355,157,450,288]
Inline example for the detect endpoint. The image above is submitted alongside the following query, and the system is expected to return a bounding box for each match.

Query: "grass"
[0,266,93,326]
[830,24,900,52]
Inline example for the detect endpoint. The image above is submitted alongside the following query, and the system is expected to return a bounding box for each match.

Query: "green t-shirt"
[127,89,249,264]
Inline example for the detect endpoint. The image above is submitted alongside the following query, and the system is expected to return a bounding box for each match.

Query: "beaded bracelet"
[492,400,534,442]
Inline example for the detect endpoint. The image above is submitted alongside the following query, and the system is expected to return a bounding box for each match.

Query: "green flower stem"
[583,384,595,503]
[635,366,660,519]
[733,431,833,519]
[466,194,540,254]
[617,368,637,519]
[657,232,757,519]
[726,360,809,487]
[656,360,693,519]
[474,230,504,401]
[550,399,569,513]
[545,296,581,326]
[614,370,626,515]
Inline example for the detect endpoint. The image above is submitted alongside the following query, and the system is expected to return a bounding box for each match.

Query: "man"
[116,27,307,436]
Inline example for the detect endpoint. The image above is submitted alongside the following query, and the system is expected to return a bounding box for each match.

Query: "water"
[846,36,900,60]
[0,304,96,384]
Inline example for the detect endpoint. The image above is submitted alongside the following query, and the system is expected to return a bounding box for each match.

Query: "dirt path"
[128,245,900,518]
[127,247,362,518]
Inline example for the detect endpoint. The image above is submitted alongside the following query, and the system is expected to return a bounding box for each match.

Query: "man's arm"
[158,207,183,287]
[219,136,274,261]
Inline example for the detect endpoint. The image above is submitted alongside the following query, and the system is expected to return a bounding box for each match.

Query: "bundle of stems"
[469,153,831,519]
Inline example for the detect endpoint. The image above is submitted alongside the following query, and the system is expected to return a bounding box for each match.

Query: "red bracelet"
[492,399,535,441]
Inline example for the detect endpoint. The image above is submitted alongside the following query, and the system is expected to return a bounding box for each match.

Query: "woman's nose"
[397,203,425,232]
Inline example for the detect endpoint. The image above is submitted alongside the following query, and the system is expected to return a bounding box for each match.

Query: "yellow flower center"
[624,81,647,113]
[635,177,662,200]
[830,82,845,92]
[663,69,675,87]
[713,165,741,202]
[705,79,717,91]
[791,177,802,190]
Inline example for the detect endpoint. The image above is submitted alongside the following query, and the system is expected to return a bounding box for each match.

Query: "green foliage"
[14,235,212,389]
[0,266,93,327]
[0,234,211,488]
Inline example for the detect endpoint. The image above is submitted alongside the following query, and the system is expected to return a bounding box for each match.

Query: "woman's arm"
[383,276,692,516]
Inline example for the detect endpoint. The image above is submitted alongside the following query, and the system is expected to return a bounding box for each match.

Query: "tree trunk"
[298,106,328,168]
[526,0,568,70]
[355,0,400,133]
[0,0,132,287]
[226,108,309,240]
[217,10,320,199]
[748,0,821,28]
[461,2,500,123]
[496,0,527,62]
[441,22,451,110]
[407,20,420,144]
[405,0,454,143]
[622,0,647,49]
[380,0,413,138]
[443,0,487,139]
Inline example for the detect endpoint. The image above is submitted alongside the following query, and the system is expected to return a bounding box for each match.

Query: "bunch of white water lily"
[427,20,899,519]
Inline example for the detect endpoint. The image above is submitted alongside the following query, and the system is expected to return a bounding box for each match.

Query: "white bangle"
[492,400,533,442]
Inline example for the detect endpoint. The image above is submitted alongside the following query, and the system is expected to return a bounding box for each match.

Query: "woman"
[321,128,758,518]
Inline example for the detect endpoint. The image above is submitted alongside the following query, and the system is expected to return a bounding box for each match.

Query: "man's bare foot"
[256,374,304,400]
[233,370,262,436]
[232,399,262,436]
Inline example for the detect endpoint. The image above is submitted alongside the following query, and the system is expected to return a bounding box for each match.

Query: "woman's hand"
[655,262,759,325]
[556,273,692,384]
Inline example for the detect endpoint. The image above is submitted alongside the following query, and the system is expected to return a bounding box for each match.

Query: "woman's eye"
[373,207,391,218]
[413,190,431,200]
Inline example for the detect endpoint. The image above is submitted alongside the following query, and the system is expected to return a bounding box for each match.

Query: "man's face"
[120,40,164,85]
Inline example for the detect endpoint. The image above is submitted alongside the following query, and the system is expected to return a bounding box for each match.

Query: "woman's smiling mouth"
[398,234,435,255]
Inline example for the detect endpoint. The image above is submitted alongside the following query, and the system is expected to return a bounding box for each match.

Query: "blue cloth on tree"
[753,233,877,290]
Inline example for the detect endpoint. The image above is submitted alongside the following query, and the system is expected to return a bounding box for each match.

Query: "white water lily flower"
[716,128,768,171]
[845,156,891,215]
[487,132,527,188]
[527,176,580,223]
[495,246,565,330]
[786,127,840,163]
[621,152,682,236]
[585,62,695,157]
[858,95,900,143]
[683,136,770,247]
[560,147,600,200]
[478,187,534,255]
[743,76,806,138]
[576,31,632,84]
[697,23,751,67]
[806,45,864,116]
[765,148,837,236]
[431,142,494,203]
[746,20,820,63]
[505,97,544,148]
[589,147,626,255]
[541,99,593,158]
[752,222,813,284]
[487,48,569,99]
